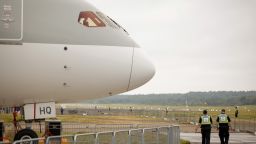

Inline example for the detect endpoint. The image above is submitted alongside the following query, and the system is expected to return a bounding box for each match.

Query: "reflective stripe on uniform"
[218,114,228,123]
[201,115,211,125]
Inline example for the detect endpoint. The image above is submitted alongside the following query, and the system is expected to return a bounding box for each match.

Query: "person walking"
[235,106,238,118]
[60,107,64,115]
[217,109,231,144]
[196,109,212,144]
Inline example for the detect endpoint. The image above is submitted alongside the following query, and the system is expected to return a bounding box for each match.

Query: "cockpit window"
[78,11,106,27]
[78,11,129,34]
[107,16,129,34]
[95,12,129,35]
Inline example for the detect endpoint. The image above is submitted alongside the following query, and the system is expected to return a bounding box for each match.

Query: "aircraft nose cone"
[128,48,155,91]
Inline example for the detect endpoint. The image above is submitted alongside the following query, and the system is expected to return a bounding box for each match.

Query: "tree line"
[84,91,256,106]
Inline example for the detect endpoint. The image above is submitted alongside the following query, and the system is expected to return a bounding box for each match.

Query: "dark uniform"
[235,108,238,118]
[217,113,231,144]
[199,114,212,144]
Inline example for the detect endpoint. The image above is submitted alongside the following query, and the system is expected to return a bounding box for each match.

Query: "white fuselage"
[0,0,155,107]
[0,43,155,106]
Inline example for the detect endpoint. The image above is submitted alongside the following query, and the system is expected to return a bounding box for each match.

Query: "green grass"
[1,105,255,123]
[0,114,23,122]
[57,115,165,124]
[180,139,190,144]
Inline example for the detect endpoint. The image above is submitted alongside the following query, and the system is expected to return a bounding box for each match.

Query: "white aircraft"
[0,0,155,141]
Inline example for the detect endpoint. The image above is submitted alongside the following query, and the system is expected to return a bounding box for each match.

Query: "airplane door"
[0,0,23,43]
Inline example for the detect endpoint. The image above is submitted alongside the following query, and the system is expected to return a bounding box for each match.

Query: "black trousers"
[219,127,229,144]
[201,128,211,144]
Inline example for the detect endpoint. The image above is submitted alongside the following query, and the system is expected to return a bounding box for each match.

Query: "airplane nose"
[128,48,155,91]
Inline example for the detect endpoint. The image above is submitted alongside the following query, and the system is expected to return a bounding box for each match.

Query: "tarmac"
[180,132,256,144]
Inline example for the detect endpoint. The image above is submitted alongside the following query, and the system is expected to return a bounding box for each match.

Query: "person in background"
[217,109,231,144]
[60,107,64,115]
[235,106,238,118]
[196,109,212,144]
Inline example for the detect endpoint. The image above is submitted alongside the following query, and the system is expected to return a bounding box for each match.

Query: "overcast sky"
[88,0,256,94]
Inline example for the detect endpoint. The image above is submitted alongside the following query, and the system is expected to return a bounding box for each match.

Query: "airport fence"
[3,123,172,141]
[2,105,256,134]
[12,138,45,144]
[3,114,256,135]
[10,126,180,144]
[232,118,256,133]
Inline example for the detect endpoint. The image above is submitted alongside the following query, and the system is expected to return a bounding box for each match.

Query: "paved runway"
[181,133,256,144]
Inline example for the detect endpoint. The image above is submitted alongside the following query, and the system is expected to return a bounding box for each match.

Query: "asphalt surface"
[181,132,256,144]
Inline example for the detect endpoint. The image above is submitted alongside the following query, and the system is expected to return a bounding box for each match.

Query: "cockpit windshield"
[78,11,129,34]
[78,11,106,27]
